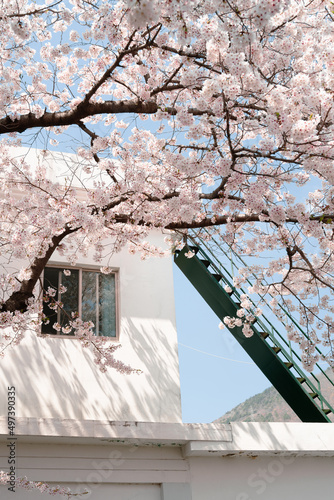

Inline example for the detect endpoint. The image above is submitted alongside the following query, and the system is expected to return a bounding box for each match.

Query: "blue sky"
[173,263,271,423]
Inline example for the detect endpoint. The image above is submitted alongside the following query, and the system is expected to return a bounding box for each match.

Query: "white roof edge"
[184,421,334,457]
[1,418,334,456]
[0,417,232,444]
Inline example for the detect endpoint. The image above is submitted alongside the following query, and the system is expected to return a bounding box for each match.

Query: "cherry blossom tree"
[1,0,334,371]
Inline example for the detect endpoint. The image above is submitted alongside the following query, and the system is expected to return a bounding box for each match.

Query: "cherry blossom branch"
[165,213,297,230]
[76,121,118,183]
[1,1,62,19]
[0,471,88,498]
[80,30,139,105]
[1,225,78,313]
[0,101,217,135]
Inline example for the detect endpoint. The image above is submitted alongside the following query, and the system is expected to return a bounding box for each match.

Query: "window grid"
[42,266,118,338]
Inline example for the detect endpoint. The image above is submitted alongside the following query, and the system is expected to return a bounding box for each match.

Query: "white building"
[0,150,333,499]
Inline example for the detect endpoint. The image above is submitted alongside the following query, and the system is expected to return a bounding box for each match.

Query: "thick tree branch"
[1,225,78,313]
[0,101,215,135]
[165,213,298,229]
[109,211,301,229]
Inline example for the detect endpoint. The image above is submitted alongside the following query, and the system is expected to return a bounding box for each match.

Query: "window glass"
[42,267,117,337]
[60,269,79,328]
[42,267,59,334]
[99,273,116,337]
[82,271,97,329]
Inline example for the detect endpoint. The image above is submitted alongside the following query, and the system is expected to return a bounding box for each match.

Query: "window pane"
[60,270,79,331]
[42,268,117,337]
[82,271,97,332]
[99,274,116,337]
[42,267,59,334]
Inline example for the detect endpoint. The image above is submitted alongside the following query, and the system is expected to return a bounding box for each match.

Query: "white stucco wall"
[189,455,334,500]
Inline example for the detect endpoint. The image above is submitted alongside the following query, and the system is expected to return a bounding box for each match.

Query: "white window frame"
[41,264,120,340]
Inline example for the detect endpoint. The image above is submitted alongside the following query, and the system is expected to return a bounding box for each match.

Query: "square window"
[42,267,117,337]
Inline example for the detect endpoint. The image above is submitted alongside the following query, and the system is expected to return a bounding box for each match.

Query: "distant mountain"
[214,369,334,423]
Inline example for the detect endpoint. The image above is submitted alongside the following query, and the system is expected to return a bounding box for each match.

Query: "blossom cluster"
[0,471,88,498]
